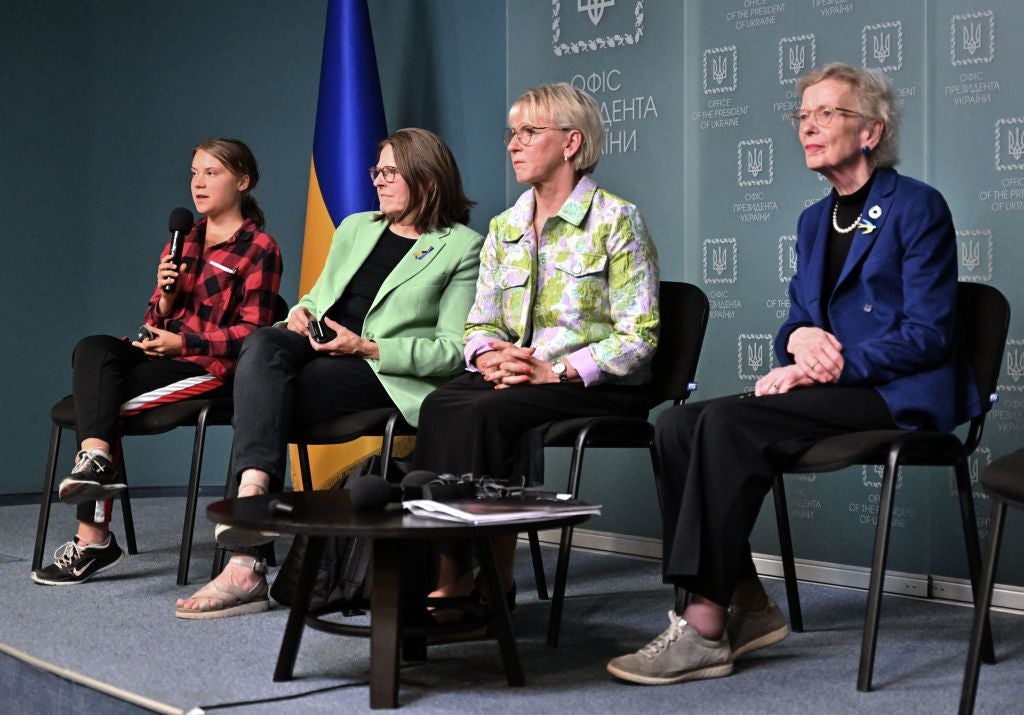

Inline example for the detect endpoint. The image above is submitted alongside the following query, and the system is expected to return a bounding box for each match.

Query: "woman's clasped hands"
[755,326,845,396]
[787,326,844,382]
[476,340,561,389]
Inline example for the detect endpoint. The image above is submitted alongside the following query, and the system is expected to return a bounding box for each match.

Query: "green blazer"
[288,212,483,426]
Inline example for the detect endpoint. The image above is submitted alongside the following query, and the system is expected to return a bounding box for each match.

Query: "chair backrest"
[273,294,290,323]
[958,281,1011,451]
[648,281,710,406]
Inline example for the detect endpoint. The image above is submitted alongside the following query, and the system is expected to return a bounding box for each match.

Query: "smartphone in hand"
[308,319,337,344]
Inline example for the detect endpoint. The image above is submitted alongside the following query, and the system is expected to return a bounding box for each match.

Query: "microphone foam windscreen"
[350,474,392,510]
[169,206,194,232]
[401,470,440,488]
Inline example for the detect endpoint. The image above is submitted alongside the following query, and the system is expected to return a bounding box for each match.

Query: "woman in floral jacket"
[413,82,660,612]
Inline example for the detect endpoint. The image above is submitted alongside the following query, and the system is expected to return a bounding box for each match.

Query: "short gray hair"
[796,62,900,169]
[509,83,604,174]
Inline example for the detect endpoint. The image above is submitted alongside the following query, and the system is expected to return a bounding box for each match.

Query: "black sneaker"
[58,450,126,504]
[31,534,125,585]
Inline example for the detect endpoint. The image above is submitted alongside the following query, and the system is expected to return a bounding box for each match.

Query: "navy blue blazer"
[775,168,981,431]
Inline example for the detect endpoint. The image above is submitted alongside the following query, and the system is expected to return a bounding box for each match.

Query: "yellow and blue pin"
[857,205,883,234]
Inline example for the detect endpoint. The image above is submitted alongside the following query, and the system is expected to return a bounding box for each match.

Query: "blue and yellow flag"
[293,0,388,489]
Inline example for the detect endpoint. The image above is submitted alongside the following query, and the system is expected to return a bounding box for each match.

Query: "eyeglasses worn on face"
[788,106,864,129]
[502,126,572,146]
[369,165,399,183]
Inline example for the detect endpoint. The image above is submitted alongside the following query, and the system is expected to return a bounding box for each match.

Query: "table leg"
[476,536,525,687]
[370,538,402,709]
[274,536,325,681]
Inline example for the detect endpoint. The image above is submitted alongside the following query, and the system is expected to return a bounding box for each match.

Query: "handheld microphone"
[162,207,194,293]
[350,471,476,511]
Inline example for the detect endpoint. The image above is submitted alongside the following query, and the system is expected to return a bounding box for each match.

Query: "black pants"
[412,371,650,484]
[229,327,395,492]
[655,385,895,607]
[71,335,225,523]
[71,335,217,444]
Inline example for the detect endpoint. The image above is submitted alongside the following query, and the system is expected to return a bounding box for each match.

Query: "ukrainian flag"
[292,0,389,490]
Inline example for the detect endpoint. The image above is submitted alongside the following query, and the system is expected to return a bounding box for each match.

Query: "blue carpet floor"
[1,496,1021,713]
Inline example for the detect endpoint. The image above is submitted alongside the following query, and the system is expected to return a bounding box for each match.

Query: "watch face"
[553,361,566,374]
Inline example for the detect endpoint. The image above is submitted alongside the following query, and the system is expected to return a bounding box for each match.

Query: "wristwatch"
[552,361,569,383]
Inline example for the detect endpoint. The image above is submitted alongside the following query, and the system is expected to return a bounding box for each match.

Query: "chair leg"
[528,530,549,600]
[380,412,399,483]
[772,473,803,632]
[211,452,277,578]
[858,449,901,692]
[959,499,1005,715]
[297,443,314,492]
[113,442,138,555]
[547,522,576,648]
[212,454,238,578]
[178,405,211,586]
[954,457,996,664]
[546,436,588,647]
[32,423,64,571]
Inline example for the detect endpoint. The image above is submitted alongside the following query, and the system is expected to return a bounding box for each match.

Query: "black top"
[325,227,412,334]
[823,172,876,330]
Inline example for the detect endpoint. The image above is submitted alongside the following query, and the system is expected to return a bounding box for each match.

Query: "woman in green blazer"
[176,128,483,619]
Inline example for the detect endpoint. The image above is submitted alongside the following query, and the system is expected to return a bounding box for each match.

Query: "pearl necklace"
[832,202,861,234]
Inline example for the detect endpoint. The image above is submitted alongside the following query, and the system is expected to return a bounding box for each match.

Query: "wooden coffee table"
[207,490,590,709]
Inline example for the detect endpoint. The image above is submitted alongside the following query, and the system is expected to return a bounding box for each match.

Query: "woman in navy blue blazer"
[608,63,981,686]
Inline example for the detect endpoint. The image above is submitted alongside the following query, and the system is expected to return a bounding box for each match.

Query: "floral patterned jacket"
[464,175,659,386]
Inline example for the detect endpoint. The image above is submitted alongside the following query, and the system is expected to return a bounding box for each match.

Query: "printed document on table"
[403,498,601,524]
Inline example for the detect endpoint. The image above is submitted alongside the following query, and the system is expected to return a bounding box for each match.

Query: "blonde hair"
[796,63,900,169]
[509,83,604,174]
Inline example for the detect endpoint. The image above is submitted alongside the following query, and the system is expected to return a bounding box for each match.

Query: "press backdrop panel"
[508,0,1024,587]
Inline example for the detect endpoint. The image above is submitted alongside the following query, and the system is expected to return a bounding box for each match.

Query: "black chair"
[960,448,1024,714]
[771,282,1009,691]
[524,281,710,646]
[34,394,235,586]
[291,408,416,491]
[33,296,288,587]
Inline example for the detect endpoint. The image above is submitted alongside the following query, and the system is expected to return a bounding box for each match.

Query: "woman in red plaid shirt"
[32,138,283,587]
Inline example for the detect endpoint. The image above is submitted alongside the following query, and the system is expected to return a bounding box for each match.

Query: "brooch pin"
[856,218,877,235]
[867,205,882,220]
[414,246,434,260]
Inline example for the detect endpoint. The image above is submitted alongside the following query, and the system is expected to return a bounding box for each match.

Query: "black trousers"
[655,385,894,607]
[71,335,217,444]
[229,327,395,492]
[71,335,225,523]
[412,371,650,484]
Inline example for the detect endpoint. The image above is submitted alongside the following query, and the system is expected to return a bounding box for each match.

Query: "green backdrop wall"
[509,0,1024,590]
[3,1,1022,593]
[0,0,506,499]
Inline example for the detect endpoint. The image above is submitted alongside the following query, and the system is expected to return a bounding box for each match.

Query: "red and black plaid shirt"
[144,217,283,379]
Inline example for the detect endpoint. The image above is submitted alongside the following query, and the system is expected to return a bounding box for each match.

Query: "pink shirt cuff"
[567,347,601,386]
[464,336,496,371]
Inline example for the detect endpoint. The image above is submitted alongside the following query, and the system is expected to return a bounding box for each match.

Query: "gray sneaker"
[607,610,733,685]
[726,597,790,660]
